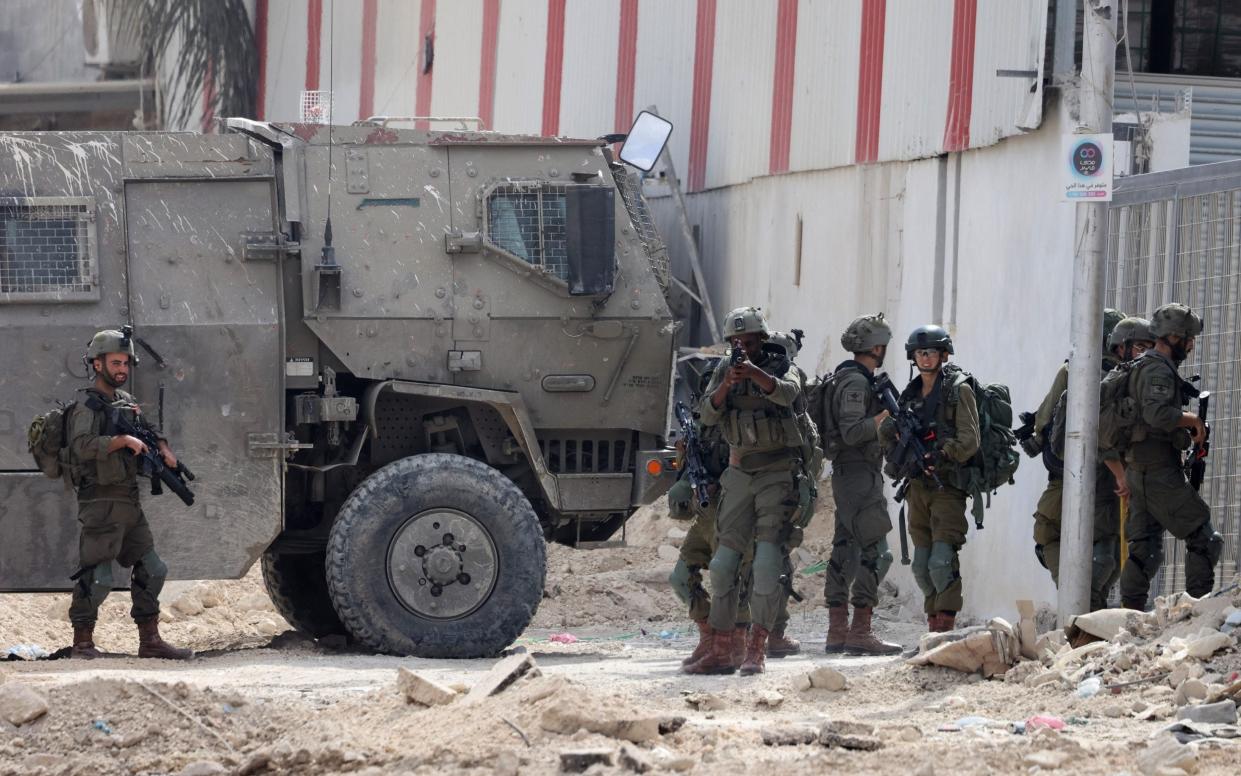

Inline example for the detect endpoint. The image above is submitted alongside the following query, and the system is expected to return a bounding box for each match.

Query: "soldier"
[667,363,752,668]
[1030,310,1132,611]
[820,314,901,655]
[684,307,806,675]
[881,326,979,633]
[1118,304,1222,609]
[65,329,193,660]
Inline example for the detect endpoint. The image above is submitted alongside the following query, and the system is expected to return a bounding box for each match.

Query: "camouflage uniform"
[1118,305,1221,606]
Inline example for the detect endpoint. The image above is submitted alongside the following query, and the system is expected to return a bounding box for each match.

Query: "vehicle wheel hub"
[387,509,498,620]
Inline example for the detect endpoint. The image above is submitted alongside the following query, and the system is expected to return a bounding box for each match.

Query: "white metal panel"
[788,0,863,175]
[430,0,485,121]
[704,0,778,189]
[264,0,311,122]
[492,0,548,134]
[970,0,1047,147]
[372,0,421,118]
[325,0,364,122]
[876,0,953,163]
[632,0,697,188]
[559,0,621,139]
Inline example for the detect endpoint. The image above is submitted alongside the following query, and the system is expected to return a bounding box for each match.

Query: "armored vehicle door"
[120,135,284,580]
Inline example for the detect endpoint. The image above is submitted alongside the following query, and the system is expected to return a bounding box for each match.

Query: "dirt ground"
[1,497,1238,775]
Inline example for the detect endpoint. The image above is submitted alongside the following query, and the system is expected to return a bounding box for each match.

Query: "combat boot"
[71,624,104,659]
[825,605,849,653]
[681,619,712,667]
[926,613,942,632]
[739,625,769,676]
[681,629,737,675]
[843,607,902,656]
[766,627,800,658]
[936,612,956,633]
[137,619,193,660]
[731,625,749,668]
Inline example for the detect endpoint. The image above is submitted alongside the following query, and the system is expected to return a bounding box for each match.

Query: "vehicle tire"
[325,453,545,657]
[260,551,347,638]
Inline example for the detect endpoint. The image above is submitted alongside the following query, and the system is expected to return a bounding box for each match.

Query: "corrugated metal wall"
[1115,72,1241,166]
[254,0,1048,190]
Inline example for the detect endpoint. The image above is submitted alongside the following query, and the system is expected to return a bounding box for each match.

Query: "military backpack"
[810,360,870,462]
[27,402,77,480]
[942,364,1021,527]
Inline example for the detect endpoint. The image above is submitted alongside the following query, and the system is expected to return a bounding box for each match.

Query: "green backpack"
[27,402,76,480]
[808,363,850,461]
[1096,359,1144,453]
[943,365,1020,528]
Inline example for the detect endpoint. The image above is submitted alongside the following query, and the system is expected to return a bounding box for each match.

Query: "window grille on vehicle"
[538,430,636,474]
[0,197,99,302]
[612,166,670,292]
[486,183,569,281]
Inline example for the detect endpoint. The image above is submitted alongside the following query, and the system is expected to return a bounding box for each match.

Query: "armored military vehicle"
[0,114,678,657]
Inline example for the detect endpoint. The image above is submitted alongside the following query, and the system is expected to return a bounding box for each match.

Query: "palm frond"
[107,0,258,130]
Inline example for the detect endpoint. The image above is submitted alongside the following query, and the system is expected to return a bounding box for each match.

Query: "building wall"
[0,0,90,84]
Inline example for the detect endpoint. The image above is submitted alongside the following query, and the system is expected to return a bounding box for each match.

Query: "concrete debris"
[0,683,49,726]
[1067,608,1147,642]
[655,545,680,562]
[1022,750,1071,770]
[761,726,819,746]
[1027,669,1068,688]
[799,666,847,692]
[1140,734,1198,776]
[1016,600,1038,660]
[1173,678,1208,707]
[1175,700,1238,726]
[755,690,784,708]
[907,618,1020,677]
[819,720,882,751]
[617,744,654,773]
[1034,628,1068,661]
[559,749,615,773]
[178,762,227,776]
[237,749,272,776]
[541,700,662,744]
[397,667,459,706]
[1184,632,1231,660]
[465,653,540,704]
[683,692,727,711]
[1003,660,1042,684]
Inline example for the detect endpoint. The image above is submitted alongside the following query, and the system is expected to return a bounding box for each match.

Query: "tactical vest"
[717,357,804,456]
[69,389,143,502]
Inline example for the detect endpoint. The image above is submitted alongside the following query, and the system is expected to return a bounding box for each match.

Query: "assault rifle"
[86,396,196,506]
[873,373,942,565]
[1014,410,1041,458]
[673,401,712,508]
[729,342,746,367]
[1184,388,1210,492]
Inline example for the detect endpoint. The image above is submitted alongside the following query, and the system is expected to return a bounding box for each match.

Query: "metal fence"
[1107,159,1241,596]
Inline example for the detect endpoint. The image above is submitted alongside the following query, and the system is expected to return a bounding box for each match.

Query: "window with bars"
[0,197,99,302]
[485,183,570,281]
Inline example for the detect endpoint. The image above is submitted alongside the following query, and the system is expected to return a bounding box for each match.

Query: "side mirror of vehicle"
[618,111,673,172]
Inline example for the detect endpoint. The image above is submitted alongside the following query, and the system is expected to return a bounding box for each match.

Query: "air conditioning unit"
[82,0,143,72]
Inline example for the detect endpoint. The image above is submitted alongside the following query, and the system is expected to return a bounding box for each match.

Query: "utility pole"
[1059,0,1116,623]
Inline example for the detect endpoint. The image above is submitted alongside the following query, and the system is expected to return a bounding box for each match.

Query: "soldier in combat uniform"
[820,314,901,655]
[1118,304,1222,608]
[65,329,193,660]
[684,308,806,676]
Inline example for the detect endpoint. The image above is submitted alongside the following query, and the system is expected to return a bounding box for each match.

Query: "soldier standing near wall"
[818,314,901,655]
[683,307,806,676]
[1118,304,1222,608]
[881,326,979,633]
[65,330,193,660]
[1029,309,1129,611]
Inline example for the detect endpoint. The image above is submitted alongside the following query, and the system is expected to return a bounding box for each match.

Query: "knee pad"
[132,549,168,592]
[1185,524,1224,567]
[1091,538,1118,581]
[669,561,694,605]
[752,541,785,597]
[911,546,934,597]
[708,546,743,596]
[872,539,894,581]
[76,563,113,608]
[928,541,959,593]
[1127,538,1164,576]
[1034,544,1047,570]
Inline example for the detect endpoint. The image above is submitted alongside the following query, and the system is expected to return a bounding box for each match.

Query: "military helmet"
[1109,316,1153,348]
[904,325,953,359]
[1102,308,1126,343]
[722,306,768,339]
[841,313,892,353]
[767,330,799,360]
[85,328,137,363]
[1149,303,1203,339]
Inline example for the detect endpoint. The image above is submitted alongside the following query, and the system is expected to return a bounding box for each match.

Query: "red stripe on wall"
[614,0,639,134]
[306,0,322,92]
[768,0,798,174]
[688,0,717,192]
[202,59,216,133]
[542,0,567,136]
[854,0,886,163]
[415,0,437,130]
[943,0,977,152]
[479,0,501,129]
[255,0,268,119]
[359,0,378,120]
